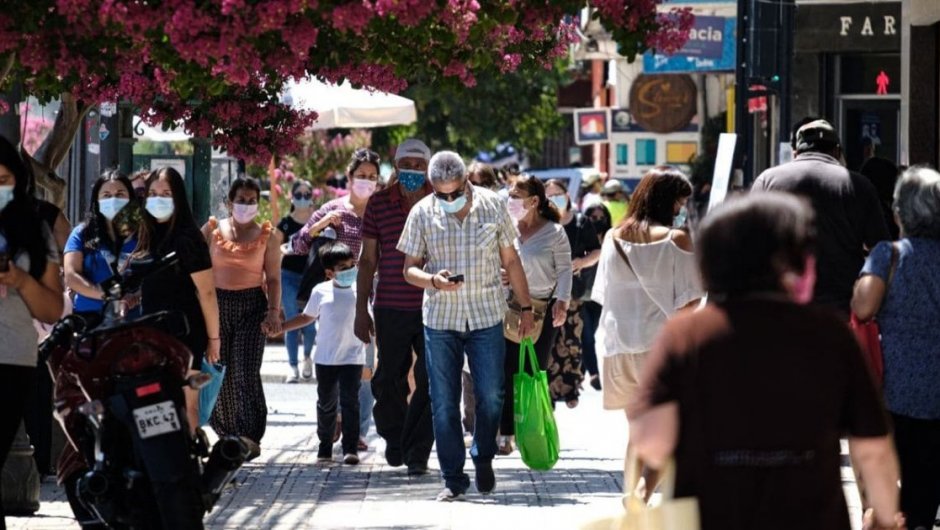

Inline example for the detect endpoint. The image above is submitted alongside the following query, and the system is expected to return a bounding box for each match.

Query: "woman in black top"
[139,166,220,435]
[581,202,612,390]
[276,180,318,383]
[544,179,601,407]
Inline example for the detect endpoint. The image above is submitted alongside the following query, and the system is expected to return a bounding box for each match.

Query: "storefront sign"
[643,16,736,73]
[628,74,697,134]
[795,2,901,53]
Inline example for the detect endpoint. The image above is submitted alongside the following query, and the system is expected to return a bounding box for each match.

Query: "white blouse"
[591,231,704,355]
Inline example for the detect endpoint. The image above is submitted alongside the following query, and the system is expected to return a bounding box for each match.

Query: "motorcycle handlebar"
[38,314,89,362]
[100,252,179,300]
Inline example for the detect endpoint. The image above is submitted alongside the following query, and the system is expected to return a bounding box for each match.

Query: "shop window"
[615,144,629,165]
[666,142,698,165]
[636,139,656,165]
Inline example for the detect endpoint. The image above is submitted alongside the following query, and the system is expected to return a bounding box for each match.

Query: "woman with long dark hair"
[204,177,281,451]
[544,178,601,408]
[592,166,703,422]
[64,170,143,323]
[580,202,612,390]
[0,136,63,527]
[499,174,572,455]
[277,179,318,383]
[139,166,220,434]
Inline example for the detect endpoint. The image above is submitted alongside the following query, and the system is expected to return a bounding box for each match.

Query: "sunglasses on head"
[434,187,465,202]
[293,192,312,200]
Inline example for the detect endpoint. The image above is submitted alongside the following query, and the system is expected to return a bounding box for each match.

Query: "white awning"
[285,78,417,130]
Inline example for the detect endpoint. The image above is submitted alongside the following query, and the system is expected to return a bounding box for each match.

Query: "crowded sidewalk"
[8,342,867,530]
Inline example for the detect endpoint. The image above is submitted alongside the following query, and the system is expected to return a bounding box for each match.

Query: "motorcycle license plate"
[132,400,181,439]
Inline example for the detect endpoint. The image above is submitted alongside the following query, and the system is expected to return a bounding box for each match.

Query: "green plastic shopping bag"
[513,337,560,470]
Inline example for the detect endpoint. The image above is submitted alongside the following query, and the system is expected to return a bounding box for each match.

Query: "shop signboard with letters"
[795,2,900,53]
[643,16,736,73]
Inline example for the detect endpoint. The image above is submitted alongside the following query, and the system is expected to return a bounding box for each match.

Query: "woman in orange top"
[203,177,282,451]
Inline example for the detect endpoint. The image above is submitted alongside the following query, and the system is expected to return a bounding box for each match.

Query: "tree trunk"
[25,94,91,208]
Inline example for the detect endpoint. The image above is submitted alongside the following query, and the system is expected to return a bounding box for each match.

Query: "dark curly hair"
[81,169,143,253]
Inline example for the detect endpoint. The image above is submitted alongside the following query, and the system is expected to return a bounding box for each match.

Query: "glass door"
[839,99,900,171]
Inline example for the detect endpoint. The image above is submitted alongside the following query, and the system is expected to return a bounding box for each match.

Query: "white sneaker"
[435,487,462,502]
[285,366,300,384]
[302,358,313,379]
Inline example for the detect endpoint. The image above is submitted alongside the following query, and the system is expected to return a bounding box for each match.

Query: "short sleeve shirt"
[631,298,889,530]
[303,281,365,365]
[291,199,362,258]
[861,238,940,419]
[0,224,60,366]
[362,184,431,311]
[64,224,139,313]
[396,186,518,332]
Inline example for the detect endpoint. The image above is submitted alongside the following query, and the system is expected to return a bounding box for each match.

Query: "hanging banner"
[643,16,736,73]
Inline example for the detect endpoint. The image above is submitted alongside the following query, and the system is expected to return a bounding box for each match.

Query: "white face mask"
[232,203,259,224]
[352,178,377,199]
[0,185,13,213]
[507,197,529,221]
[146,197,175,221]
[99,197,130,221]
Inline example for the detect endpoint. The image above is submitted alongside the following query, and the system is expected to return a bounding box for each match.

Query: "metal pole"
[778,0,795,151]
[735,0,753,186]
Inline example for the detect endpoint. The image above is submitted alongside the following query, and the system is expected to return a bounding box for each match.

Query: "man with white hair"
[356,138,435,475]
[398,150,535,501]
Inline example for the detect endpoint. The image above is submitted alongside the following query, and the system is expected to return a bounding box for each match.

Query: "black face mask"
[590,217,610,236]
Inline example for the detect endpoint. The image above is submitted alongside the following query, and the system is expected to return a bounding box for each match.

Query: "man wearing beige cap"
[355,138,436,475]
[752,119,889,314]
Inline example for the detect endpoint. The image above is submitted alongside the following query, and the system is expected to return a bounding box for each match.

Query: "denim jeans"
[425,323,505,494]
[359,341,375,438]
[281,269,317,366]
[580,301,602,377]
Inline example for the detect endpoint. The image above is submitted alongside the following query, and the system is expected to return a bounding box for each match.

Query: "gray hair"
[428,151,466,184]
[894,166,940,239]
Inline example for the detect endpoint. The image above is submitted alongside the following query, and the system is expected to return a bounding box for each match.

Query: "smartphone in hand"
[447,274,464,283]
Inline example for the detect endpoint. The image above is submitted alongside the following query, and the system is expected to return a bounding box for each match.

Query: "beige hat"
[602,179,623,194]
[395,138,431,162]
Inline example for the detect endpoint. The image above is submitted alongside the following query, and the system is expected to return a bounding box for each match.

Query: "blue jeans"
[425,323,505,494]
[359,341,375,438]
[281,269,317,366]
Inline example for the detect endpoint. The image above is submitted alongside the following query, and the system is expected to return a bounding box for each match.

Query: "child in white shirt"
[282,242,365,465]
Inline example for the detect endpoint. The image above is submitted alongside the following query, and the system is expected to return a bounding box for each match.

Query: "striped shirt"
[362,183,432,311]
[397,186,518,332]
[291,198,362,258]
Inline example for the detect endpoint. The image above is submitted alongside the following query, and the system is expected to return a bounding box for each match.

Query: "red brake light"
[135,382,162,397]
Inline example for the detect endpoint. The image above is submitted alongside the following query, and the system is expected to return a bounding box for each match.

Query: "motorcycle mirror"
[78,400,105,418]
[187,373,213,390]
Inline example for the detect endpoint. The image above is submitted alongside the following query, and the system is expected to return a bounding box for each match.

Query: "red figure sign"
[876,70,890,95]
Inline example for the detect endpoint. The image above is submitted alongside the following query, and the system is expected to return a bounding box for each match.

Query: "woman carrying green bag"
[514,337,560,470]
[500,175,572,456]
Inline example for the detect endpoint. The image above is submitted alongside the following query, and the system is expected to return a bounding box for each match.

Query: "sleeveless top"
[207,217,273,291]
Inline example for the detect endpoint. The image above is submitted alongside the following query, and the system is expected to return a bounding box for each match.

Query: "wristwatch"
[519,306,533,312]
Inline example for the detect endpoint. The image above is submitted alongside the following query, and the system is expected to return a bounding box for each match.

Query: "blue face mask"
[549,195,568,212]
[0,185,13,213]
[673,205,688,228]
[99,197,129,221]
[398,170,426,192]
[293,198,313,209]
[146,197,175,221]
[334,266,358,288]
[439,196,467,214]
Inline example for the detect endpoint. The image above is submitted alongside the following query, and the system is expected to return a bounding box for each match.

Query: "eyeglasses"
[434,187,466,202]
[293,192,312,200]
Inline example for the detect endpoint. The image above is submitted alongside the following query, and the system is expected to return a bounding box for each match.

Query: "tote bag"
[513,337,560,471]
[198,360,226,427]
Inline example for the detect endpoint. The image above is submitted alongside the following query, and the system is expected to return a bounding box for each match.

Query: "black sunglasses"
[434,187,465,202]
[293,192,313,200]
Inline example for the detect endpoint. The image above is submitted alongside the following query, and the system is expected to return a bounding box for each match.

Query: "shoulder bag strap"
[612,233,671,318]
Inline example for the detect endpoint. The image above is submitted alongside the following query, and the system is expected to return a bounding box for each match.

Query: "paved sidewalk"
[7,344,866,529]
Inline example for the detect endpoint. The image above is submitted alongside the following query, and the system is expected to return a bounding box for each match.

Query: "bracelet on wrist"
[519,306,533,312]
[430,276,438,289]
[208,337,220,341]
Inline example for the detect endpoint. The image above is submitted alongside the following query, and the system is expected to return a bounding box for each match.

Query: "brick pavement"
[7,344,866,529]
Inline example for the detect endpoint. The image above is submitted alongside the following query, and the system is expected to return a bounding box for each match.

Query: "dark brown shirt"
[631,297,889,530]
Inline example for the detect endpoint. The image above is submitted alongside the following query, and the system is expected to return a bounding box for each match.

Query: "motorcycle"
[39,253,256,529]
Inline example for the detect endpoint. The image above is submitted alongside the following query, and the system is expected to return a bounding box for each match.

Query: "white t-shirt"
[591,231,704,356]
[303,281,366,365]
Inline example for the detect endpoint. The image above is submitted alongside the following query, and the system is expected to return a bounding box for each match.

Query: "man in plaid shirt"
[398,151,535,502]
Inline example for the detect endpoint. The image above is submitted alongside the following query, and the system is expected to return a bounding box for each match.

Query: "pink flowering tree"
[0,0,691,194]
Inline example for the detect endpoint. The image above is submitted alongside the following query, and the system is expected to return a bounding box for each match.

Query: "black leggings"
[501,300,559,435]
[893,413,940,530]
[0,365,36,529]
